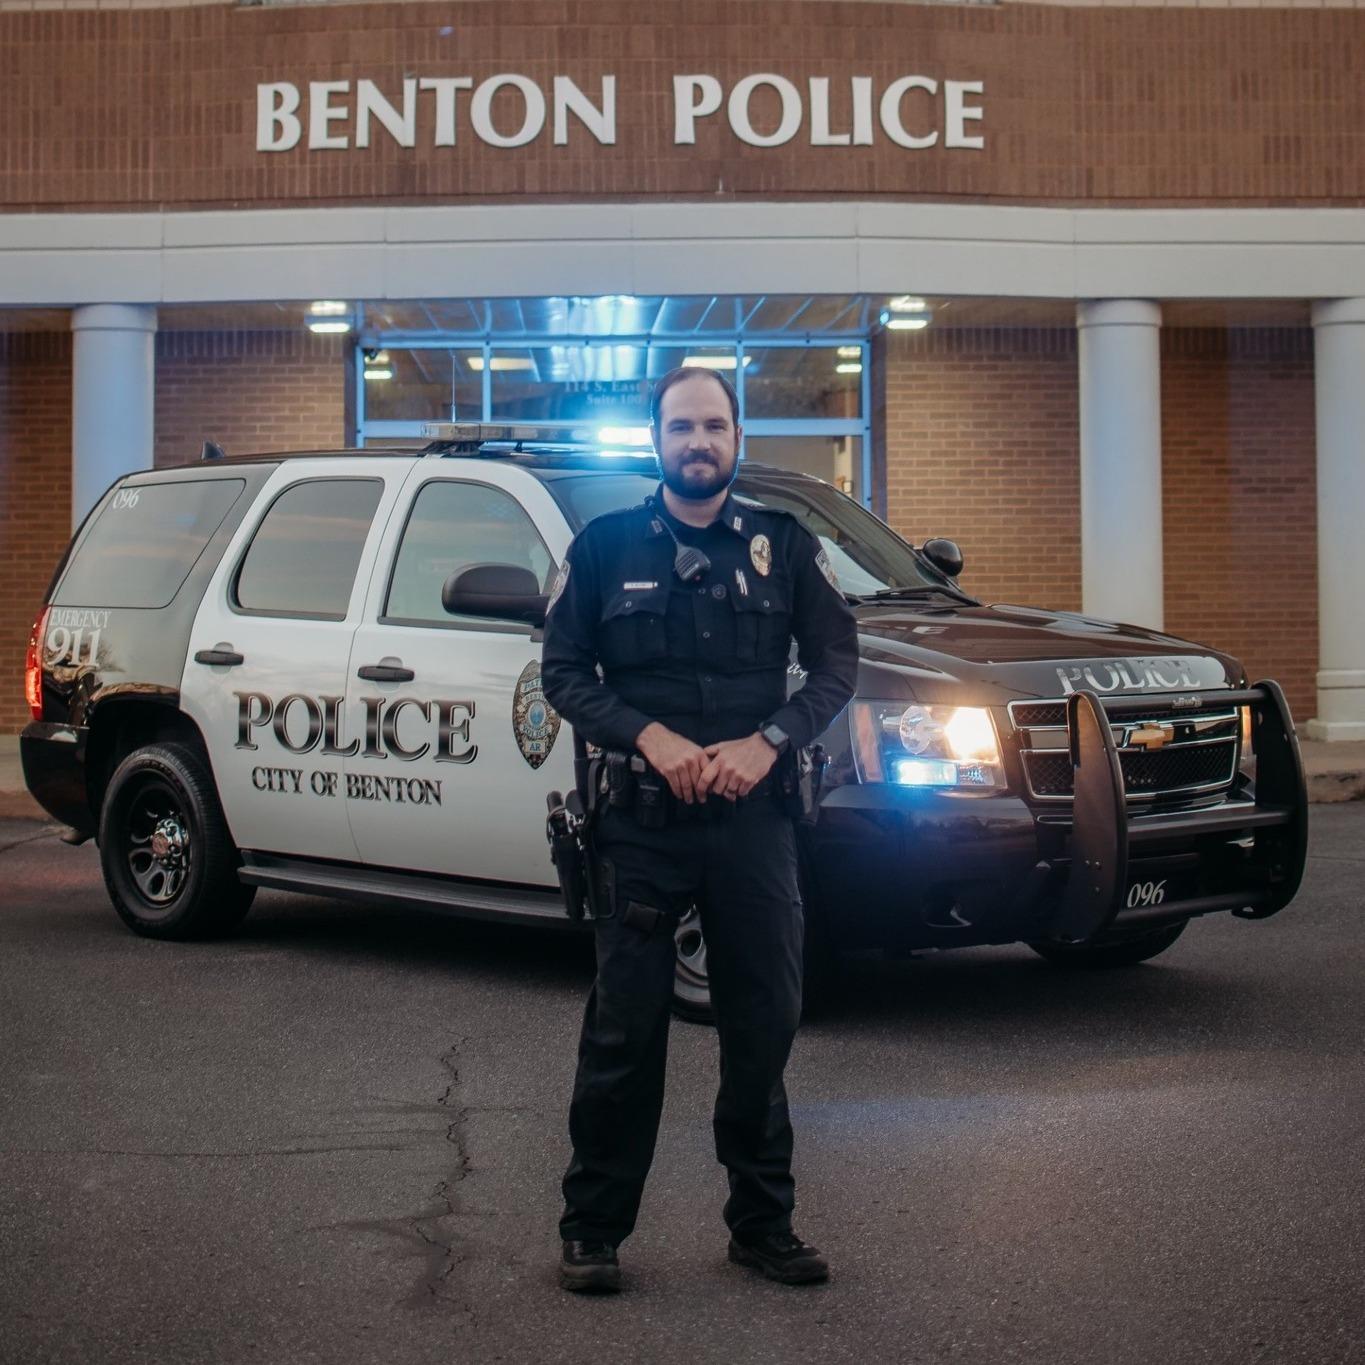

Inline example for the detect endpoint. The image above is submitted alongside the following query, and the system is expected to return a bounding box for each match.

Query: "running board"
[238,852,573,929]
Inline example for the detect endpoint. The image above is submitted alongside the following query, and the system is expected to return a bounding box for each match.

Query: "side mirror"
[442,563,548,626]
[920,538,964,579]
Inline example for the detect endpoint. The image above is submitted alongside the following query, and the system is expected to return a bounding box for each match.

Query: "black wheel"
[1027,918,1189,969]
[98,742,255,940]
[795,843,840,1021]
[671,903,713,1024]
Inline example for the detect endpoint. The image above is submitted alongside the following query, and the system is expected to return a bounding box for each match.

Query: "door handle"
[194,647,244,667]
[357,662,415,683]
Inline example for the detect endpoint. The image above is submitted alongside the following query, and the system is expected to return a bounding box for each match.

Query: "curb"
[1306,771,1365,804]
[0,793,48,822]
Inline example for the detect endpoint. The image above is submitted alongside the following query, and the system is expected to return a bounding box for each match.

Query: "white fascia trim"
[2,202,1365,307]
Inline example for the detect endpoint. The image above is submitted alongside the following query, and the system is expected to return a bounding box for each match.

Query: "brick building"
[1,0,1363,739]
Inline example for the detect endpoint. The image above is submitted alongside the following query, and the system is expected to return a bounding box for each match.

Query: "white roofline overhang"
[3,202,1365,307]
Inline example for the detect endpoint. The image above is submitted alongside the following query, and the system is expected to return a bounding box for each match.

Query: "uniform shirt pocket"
[598,586,669,667]
[730,578,792,664]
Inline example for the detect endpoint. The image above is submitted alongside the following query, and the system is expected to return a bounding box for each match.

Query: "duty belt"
[600,750,778,828]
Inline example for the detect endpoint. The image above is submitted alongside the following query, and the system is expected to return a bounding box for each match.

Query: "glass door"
[355,302,873,505]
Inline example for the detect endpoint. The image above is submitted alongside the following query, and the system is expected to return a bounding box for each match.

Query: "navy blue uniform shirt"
[541,485,859,752]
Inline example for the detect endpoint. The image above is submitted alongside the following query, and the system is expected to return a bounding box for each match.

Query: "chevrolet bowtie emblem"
[1127,723,1175,751]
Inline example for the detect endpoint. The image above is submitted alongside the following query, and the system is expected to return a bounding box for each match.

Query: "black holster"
[775,744,828,824]
[545,731,610,921]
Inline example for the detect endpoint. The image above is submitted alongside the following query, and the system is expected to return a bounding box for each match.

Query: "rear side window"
[53,479,246,609]
[234,478,383,620]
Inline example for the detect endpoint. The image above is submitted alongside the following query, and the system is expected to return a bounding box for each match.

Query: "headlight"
[851,701,1004,788]
[1239,704,1255,774]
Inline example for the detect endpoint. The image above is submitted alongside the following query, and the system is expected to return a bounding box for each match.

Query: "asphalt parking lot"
[1,808,1362,1365]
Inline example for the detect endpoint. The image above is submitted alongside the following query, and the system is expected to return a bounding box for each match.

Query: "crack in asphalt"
[0,826,62,857]
[299,1042,479,1318]
[405,1040,476,1320]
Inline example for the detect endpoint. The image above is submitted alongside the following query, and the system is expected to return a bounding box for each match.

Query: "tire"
[795,843,839,1021]
[669,855,837,1026]
[671,903,713,1024]
[1027,917,1189,969]
[98,741,255,940]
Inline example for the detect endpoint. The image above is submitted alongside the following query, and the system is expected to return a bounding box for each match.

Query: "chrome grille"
[1009,702,1068,728]
[1008,698,1241,804]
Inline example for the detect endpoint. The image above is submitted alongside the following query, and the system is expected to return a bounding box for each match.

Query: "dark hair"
[649,366,740,432]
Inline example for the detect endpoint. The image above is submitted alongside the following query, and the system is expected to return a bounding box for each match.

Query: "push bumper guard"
[1032,681,1308,944]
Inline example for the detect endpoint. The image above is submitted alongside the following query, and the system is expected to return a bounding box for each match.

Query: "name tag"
[623,581,658,591]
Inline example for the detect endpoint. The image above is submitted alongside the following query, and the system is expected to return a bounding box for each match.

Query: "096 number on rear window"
[54,479,246,610]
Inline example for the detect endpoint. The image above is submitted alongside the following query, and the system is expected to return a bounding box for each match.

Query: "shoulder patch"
[814,545,841,591]
[546,559,570,613]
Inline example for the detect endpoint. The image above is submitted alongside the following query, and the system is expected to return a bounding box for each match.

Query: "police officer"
[542,366,858,1293]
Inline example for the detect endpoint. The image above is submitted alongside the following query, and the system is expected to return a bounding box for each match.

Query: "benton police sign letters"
[256,73,986,153]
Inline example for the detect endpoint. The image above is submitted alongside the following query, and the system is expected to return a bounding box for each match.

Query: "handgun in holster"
[545,730,611,921]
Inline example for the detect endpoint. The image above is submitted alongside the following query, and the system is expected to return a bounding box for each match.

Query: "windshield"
[544,467,943,596]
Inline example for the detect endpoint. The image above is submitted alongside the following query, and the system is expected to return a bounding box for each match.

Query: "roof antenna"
[201,440,226,461]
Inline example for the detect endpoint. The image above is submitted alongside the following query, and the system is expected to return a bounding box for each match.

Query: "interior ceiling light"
[681,355,752,370]
[887,296,928,312]
[466,356,536,372]
[835,362,864,374]
[308,300,349,316]
[307,320,352,334]
[837,345,861,358]
[363,367,394,381]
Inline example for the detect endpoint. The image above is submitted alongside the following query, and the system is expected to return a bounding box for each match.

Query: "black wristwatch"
[759,723,790,756]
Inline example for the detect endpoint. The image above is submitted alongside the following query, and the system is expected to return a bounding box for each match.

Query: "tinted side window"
[54,479,246,609]
[235,479,383,620]
[384,481,553,627]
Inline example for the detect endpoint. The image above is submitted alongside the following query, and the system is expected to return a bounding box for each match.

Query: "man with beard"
[541,366,858,1293]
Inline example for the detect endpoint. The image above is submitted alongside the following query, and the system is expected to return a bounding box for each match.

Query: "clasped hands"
[635,722,778,804]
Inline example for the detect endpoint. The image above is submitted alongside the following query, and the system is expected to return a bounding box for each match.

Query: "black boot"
[560,1240,622,1293]
[728,1230,829,1285]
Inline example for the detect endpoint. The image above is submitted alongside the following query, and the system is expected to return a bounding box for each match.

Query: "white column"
[71,304,157,528]
[1308,299,1365,741]
[1076,299,1164,629]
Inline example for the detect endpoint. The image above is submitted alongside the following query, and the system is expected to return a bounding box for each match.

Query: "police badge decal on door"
[513,660,561,769]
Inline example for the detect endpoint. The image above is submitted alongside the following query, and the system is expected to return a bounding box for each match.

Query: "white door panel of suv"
[342,462,576,886]
[182,460,413,862]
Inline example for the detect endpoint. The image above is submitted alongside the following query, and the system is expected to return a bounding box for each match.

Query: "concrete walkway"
[3,729,1361,824]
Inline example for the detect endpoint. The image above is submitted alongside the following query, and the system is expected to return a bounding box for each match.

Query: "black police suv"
[21,425,1308,1020]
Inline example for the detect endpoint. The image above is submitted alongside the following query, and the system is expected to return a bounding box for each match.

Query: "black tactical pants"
[559,798,804,1248]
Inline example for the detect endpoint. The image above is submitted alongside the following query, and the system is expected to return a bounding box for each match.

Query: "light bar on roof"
[597,426,652,446]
